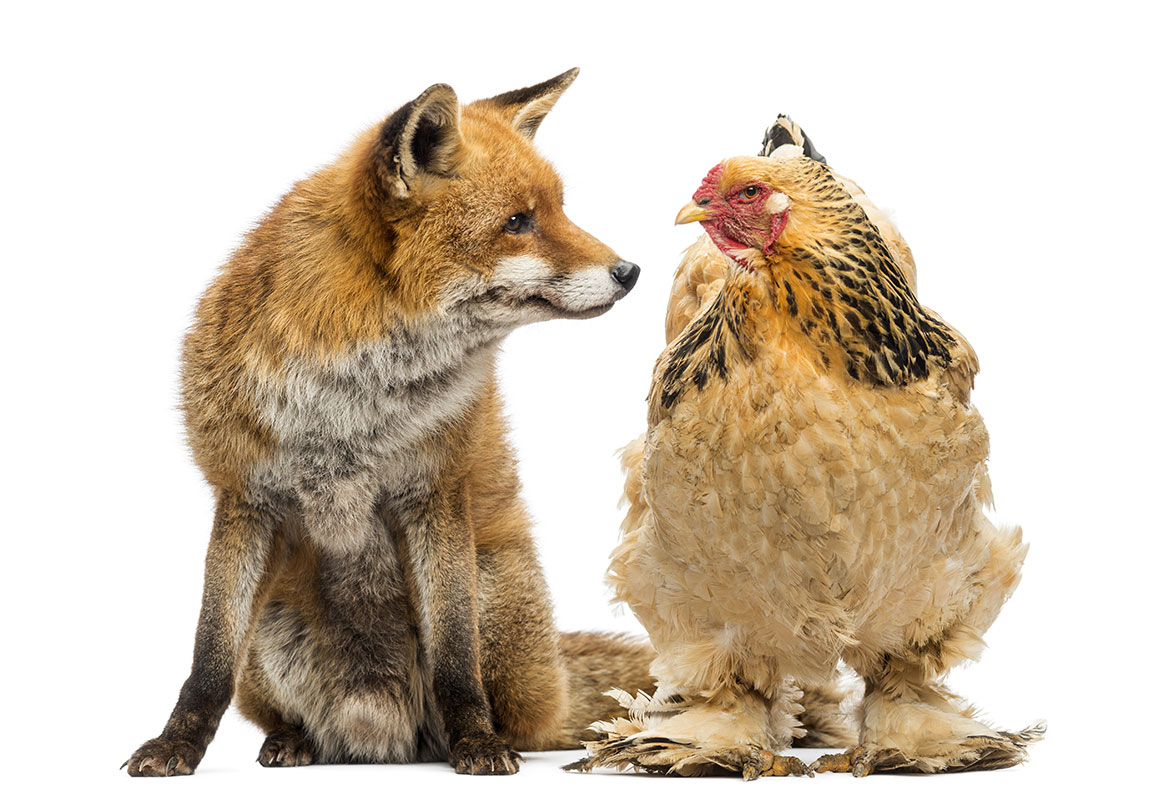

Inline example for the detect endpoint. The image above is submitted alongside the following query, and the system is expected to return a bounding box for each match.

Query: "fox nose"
[611,260,640,292]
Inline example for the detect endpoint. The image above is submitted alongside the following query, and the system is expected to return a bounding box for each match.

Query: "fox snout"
[483,254,639,323]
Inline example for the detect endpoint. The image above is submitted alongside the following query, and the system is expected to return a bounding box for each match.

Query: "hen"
[570,118,1042,778]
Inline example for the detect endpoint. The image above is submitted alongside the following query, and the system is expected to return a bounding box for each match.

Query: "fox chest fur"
[244,316,503,551]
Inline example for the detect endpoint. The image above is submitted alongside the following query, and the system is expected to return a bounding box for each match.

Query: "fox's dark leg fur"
[402,488,521,775]
[126,493,277,776]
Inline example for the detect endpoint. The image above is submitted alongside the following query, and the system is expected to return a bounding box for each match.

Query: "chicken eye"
[503,212,532,234]
[740,186,761,200]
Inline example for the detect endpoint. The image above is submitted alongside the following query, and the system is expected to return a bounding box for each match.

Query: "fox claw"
[258,726,316,768]
[125,737,202,777]
[449,734,521,776]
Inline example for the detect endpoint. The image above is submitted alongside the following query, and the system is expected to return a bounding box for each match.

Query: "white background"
[4,1,1160,801]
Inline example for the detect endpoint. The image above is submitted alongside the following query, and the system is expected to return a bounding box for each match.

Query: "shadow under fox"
[126,69,654,776]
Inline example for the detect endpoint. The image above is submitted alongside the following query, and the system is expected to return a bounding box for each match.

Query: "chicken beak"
[675,201,711,225]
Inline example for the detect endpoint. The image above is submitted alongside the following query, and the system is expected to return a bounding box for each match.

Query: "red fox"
[125,69,655,777]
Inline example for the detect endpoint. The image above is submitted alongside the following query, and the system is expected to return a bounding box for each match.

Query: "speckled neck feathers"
[658,163,959,411]
[779,163,956,388]
[656,280,758,412]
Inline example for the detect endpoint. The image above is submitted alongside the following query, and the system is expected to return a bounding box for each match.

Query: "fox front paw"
[449,734,522,775]
[124,737,204,777]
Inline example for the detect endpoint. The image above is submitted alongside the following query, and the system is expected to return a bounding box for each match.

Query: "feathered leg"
[792,679,856,748]
[816,520,1042,775]
[565,684,810,778]
[811,664,1044,775]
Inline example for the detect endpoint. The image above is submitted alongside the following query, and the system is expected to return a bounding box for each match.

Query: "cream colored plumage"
[571,118,1042,778]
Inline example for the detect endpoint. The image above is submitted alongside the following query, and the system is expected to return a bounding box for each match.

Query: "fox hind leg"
[236,511,429,766]
[236,645,318,768]
[473,514,568,751]
[258,724,317,768]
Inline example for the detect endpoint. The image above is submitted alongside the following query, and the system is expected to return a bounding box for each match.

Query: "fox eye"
[739,185,761,200]
[503,213,532,234]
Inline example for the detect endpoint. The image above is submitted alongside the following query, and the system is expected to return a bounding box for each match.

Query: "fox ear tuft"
[485,68,579,140]
[377,83,461,198]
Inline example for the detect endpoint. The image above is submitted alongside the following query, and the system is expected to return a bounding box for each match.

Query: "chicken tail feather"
[760,114,828,164]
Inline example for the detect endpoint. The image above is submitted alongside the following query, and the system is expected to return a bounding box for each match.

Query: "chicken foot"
[810,722,1045,776]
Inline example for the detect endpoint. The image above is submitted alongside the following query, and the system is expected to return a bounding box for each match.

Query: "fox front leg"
[402,489,521,775]
[125,492,276,776]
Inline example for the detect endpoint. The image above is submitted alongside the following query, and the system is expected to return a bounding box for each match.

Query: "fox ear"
[485,67,579,140]
[376,83,462,198]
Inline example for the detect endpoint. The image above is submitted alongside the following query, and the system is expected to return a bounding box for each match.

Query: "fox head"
[339,69,638,328]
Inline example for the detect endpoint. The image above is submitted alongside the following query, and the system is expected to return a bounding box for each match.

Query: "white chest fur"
[247,316,502,552]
